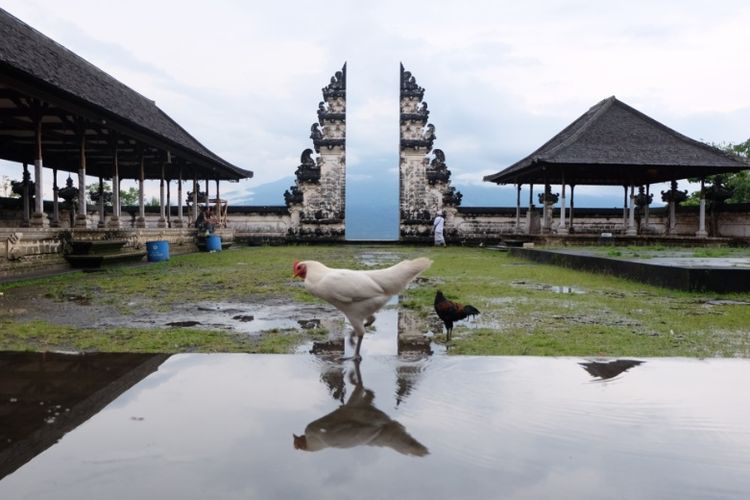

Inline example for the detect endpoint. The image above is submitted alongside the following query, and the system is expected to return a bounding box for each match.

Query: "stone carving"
[284,185,303,207]
[318,101,345,122]
[442,186,463,207]
[634,186,653,209]
[186,190,207,204]
[6,232,22,260]
[422,124,436,149]
[401,123,436,151]
[294,149,321,184]
[426,149,451,185]
[401,101,429,122]
[311,122,345,152]
[400,63,424,100]
[322,64,346,99]
[310,123,324,142]
[660,180,688,204]
[538,185,559,205]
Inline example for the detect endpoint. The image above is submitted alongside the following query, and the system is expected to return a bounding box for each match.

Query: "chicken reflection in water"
[293,361,429,456]
[579,359,644,380]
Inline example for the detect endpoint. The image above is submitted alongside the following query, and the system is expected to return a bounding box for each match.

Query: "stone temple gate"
[281,63,461,242]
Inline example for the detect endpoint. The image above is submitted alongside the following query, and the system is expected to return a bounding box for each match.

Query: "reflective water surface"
[1,352,750,500]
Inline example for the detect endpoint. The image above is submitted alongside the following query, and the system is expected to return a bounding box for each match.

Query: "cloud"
[2,0,748,208]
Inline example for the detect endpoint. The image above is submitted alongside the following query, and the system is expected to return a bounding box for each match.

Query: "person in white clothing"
[433,210,446,247]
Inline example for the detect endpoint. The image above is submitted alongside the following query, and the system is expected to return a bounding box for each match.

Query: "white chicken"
[293,257,432,360]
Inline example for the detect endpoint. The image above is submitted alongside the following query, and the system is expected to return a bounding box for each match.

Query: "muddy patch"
[511,281,586,294]
[95,300,344,336]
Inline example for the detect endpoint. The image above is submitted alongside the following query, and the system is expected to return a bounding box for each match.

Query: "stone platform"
[510,247,750,292]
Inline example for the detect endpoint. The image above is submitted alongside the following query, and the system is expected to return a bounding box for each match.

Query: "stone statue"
[300,148,315,166]
[310,123,324,142]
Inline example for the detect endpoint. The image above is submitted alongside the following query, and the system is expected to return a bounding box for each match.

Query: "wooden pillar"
[644,184,650,231]
[174,168,184,228]
[75,133,88,228]
[696,178,708,238]
[622,185,628,231]
[136,153,146,228]
[166,177,172,228]
[557,171,568,234]
[569,185,575,233]
[51,167,60,227]
[205,178,210,209]
[527,183,534,235]
[30,118,47,227]
[109,144,121,228]
[626,184,637,236]
[514,183,521,233]
[21,163,31,227]
[157,162,167,228]
[97,176,106,228]
[215,179,221,227]
[192,174,199,226]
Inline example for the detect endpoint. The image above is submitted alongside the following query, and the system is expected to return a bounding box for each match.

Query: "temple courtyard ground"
[1,244,749,357]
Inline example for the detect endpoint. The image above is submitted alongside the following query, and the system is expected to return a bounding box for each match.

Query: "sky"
[1,0,749,218]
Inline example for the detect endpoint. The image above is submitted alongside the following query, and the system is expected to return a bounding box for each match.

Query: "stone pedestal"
[74,214,88,228]
[30,213,48,228]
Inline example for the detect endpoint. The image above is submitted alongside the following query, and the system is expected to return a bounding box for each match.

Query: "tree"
[120,187,139,206]
[686,139,750,204]
[0,175,11,197]
[86,181,111,205]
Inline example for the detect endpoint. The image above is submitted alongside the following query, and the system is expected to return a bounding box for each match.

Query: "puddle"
[547,285,585,294]
[511,281,586,294]
[357,251,400,267]
[302,296,442,358]
[638,257,750,269]
[95,301,344,336]
[2,353,750,499]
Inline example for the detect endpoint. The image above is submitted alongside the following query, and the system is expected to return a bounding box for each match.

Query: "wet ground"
[0,249,480,351]
[552,247,750,268]
[1,352,749,499]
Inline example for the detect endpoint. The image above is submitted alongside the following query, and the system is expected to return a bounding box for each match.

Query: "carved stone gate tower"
[284,63,347,240]
[399,64,462,242]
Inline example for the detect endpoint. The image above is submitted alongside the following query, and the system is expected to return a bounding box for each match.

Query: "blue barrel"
[146,240,170,262]
[205,234,222,252]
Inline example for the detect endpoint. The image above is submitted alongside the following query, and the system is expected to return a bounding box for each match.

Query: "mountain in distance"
[229,174,663,240]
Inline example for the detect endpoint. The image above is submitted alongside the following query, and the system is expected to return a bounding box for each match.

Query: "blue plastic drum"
[205,234,222,252]
[146,240,170,262]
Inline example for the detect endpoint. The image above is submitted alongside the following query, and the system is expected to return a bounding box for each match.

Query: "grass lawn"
[1,244,749,357]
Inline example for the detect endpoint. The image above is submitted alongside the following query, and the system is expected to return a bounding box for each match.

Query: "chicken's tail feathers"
[386,257,432,277]
[369,257,433,295]
[464,305,480,316]
[409,257,433,274]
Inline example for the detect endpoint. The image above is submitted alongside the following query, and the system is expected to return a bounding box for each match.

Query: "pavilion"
[483,96,748,237]
[0,7,251,230]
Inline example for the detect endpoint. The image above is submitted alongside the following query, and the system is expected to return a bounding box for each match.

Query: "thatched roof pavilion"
[483,96,748,237]
[0,7,251,229]
[0,8,251,181]
[484,96,747,186]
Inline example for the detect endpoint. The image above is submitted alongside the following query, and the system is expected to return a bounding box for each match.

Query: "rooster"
[293,257,432,360]
[434,290,480,341]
